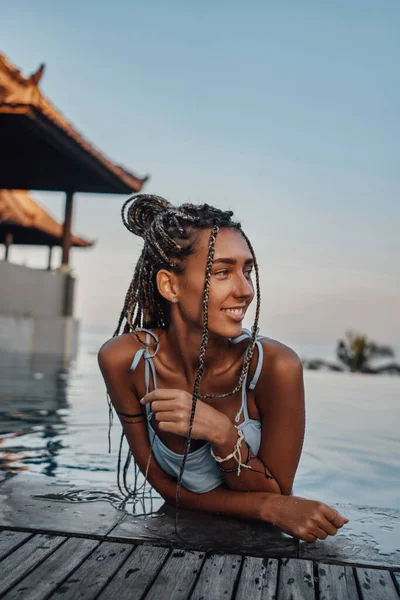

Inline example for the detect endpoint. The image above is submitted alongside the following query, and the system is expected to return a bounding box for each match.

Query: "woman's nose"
[233,273,254,299]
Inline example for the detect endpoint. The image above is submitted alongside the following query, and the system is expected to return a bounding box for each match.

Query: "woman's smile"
[221,306,246,321]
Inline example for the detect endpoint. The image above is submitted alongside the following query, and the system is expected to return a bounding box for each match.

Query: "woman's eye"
[244,269,253,278]
[214,269,229,277]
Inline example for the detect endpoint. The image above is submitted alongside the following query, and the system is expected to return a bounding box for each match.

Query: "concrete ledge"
[0,475,124,536]
[0,474,399,568]
[108,505,298,558]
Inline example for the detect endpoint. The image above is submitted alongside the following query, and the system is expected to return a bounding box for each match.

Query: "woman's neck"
[161,320,233,386]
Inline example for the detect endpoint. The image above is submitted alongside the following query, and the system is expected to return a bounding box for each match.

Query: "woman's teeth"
[222,308,244,316]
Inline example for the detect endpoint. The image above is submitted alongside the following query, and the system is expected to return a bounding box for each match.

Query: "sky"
[2,0,399,351]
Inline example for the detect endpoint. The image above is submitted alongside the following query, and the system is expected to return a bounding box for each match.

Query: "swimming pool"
[0,329,399,510]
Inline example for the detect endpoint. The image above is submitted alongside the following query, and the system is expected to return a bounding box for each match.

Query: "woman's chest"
[133,359,261,454]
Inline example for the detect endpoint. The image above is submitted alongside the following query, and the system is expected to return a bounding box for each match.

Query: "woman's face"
[176,227,255,338]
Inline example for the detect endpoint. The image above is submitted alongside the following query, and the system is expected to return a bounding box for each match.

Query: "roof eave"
[0,103,148,194]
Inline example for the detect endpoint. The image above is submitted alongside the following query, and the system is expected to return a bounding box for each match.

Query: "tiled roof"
[0,52,148,192]
[0,189,93,247]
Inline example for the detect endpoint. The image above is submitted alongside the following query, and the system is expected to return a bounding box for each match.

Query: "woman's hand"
[140,389,230,444]
[262,494,349,542]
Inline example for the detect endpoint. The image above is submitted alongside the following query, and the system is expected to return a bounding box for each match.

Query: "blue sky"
[2,0,399,350]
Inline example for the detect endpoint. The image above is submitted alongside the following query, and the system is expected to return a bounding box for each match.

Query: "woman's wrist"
[208,415,238,451]
[258,491,284,524]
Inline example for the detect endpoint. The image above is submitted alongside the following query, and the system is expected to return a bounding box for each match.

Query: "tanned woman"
[98,194,349,543]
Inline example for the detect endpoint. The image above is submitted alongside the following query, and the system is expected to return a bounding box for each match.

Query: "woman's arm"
[256,342,305,496]
[210,341,304,495]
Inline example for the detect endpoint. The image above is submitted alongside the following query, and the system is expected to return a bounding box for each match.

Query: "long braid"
[174,225,218,532]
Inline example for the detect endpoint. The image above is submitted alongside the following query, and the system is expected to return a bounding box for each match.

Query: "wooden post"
[47,246,53,271]
[4,233,13,261]
[63,273,75,316]
[61,191,74,268]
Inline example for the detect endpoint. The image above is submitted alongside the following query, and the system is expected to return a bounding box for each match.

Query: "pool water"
[0,329,399,511]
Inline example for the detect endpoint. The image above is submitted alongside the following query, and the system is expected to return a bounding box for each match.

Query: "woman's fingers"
[316,505,349,537]
[298,531,317,543]
[312,526,330,541]
[322,505,349,528]
[319,518,340,537]
[298,523,337,543]
[141,389,185,404]
[154,410,181,422]
[151,400,181,413]
[297,505,350,541]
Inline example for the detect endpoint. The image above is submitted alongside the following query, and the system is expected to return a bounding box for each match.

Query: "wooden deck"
[0,475,399,599]
[0,528,399,600]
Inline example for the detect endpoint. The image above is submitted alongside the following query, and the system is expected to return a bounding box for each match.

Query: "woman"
[98,194,349,543]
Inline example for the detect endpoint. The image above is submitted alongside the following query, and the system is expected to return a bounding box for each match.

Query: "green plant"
[336,331,395,373]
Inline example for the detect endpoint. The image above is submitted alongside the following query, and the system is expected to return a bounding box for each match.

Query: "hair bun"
[121,194,173,238]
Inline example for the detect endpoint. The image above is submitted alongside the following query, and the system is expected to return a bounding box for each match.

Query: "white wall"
[0,260,68,317]
[0,314,79,357]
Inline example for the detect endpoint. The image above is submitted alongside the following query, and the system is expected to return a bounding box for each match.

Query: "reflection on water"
[0,329,399,511]
[0,352,70,477]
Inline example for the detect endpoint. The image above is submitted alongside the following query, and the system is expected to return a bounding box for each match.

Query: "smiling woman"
[98,194,349,543]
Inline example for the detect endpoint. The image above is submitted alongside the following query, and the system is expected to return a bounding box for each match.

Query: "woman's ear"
[156,269,180,303]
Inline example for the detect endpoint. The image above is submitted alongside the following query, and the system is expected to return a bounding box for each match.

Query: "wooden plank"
[277,558,315,600]
[49,541,133,600]
[0,534,65,596]
[191,553,242,600]
[97,544,170,600]
[318,564,359,599]
[355,567,399,600]
[3,537,99,600]
[236,557,279,600]
[0,530,32,561]
[145,549,205,600]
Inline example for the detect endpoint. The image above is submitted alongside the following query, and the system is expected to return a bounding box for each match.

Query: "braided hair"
[110,194,261,526]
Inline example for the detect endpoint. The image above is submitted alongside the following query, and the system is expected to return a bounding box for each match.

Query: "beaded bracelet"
[210,427,244,464]
[217,441,253,473]
[211,428,253,476]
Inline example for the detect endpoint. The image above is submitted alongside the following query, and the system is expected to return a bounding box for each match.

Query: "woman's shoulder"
[252,336,304,417]
[255,335,303,378]
[98,329,162,376]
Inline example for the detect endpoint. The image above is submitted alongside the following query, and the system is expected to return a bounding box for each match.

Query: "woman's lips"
[221,307,245,322]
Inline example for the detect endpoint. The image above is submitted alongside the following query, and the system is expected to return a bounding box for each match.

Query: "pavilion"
[0,189,93,268]
[0,52,149,356]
